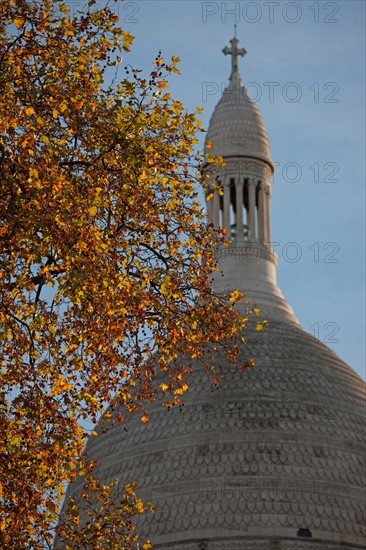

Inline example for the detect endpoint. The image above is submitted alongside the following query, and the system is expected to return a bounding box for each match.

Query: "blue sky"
[106,0,365,379]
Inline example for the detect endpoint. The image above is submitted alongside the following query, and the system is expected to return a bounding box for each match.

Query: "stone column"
[248,178,256,240]
[235,181,243,240]
[265,185,271,245]
[258,181,266,242]
[213,187,220,228]
[223,182,231,236]
[262,183,268,242]
[207,188,214,223]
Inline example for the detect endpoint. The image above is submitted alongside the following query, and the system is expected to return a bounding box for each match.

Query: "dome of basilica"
[84,320,366,548]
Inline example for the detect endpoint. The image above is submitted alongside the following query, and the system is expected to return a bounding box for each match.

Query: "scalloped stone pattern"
[76,322,366,549]
[204,80,272,166]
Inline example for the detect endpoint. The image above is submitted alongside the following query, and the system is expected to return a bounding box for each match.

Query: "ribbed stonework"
[58,37,366,549]
[83,322,366,548]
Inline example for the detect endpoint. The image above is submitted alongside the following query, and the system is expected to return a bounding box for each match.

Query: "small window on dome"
[297,528,312,538]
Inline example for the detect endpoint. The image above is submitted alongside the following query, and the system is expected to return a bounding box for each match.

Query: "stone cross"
[223,34,246,80]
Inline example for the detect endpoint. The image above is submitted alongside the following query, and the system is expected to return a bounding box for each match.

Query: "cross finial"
[223,34,246,81]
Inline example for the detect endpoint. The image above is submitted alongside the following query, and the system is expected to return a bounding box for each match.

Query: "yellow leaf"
[229,290,242,303]
[141,415,149,424]
[160,275,173,297]
[157,81,168,89]
[40,135,49,144]
[53,109,59,119]
[25,106,35,116]
[59,3,69,13]
[14,17,25,29]
[88,206,97,216]
[160,383,169,392]
[252,307,260,316]
[122,31,134,51]
[136,499,144,513]
[256,322,263,332]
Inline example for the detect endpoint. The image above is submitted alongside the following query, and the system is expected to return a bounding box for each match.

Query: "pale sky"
[104,0,365,380]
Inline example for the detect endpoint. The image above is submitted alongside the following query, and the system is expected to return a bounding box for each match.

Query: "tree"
[0,1,257,547]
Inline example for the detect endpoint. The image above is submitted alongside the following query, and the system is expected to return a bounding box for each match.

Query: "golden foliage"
[0,0,256,547]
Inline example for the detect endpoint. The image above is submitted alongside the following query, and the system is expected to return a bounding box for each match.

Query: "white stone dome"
[72,321,366,548]
[205,78,273,169]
